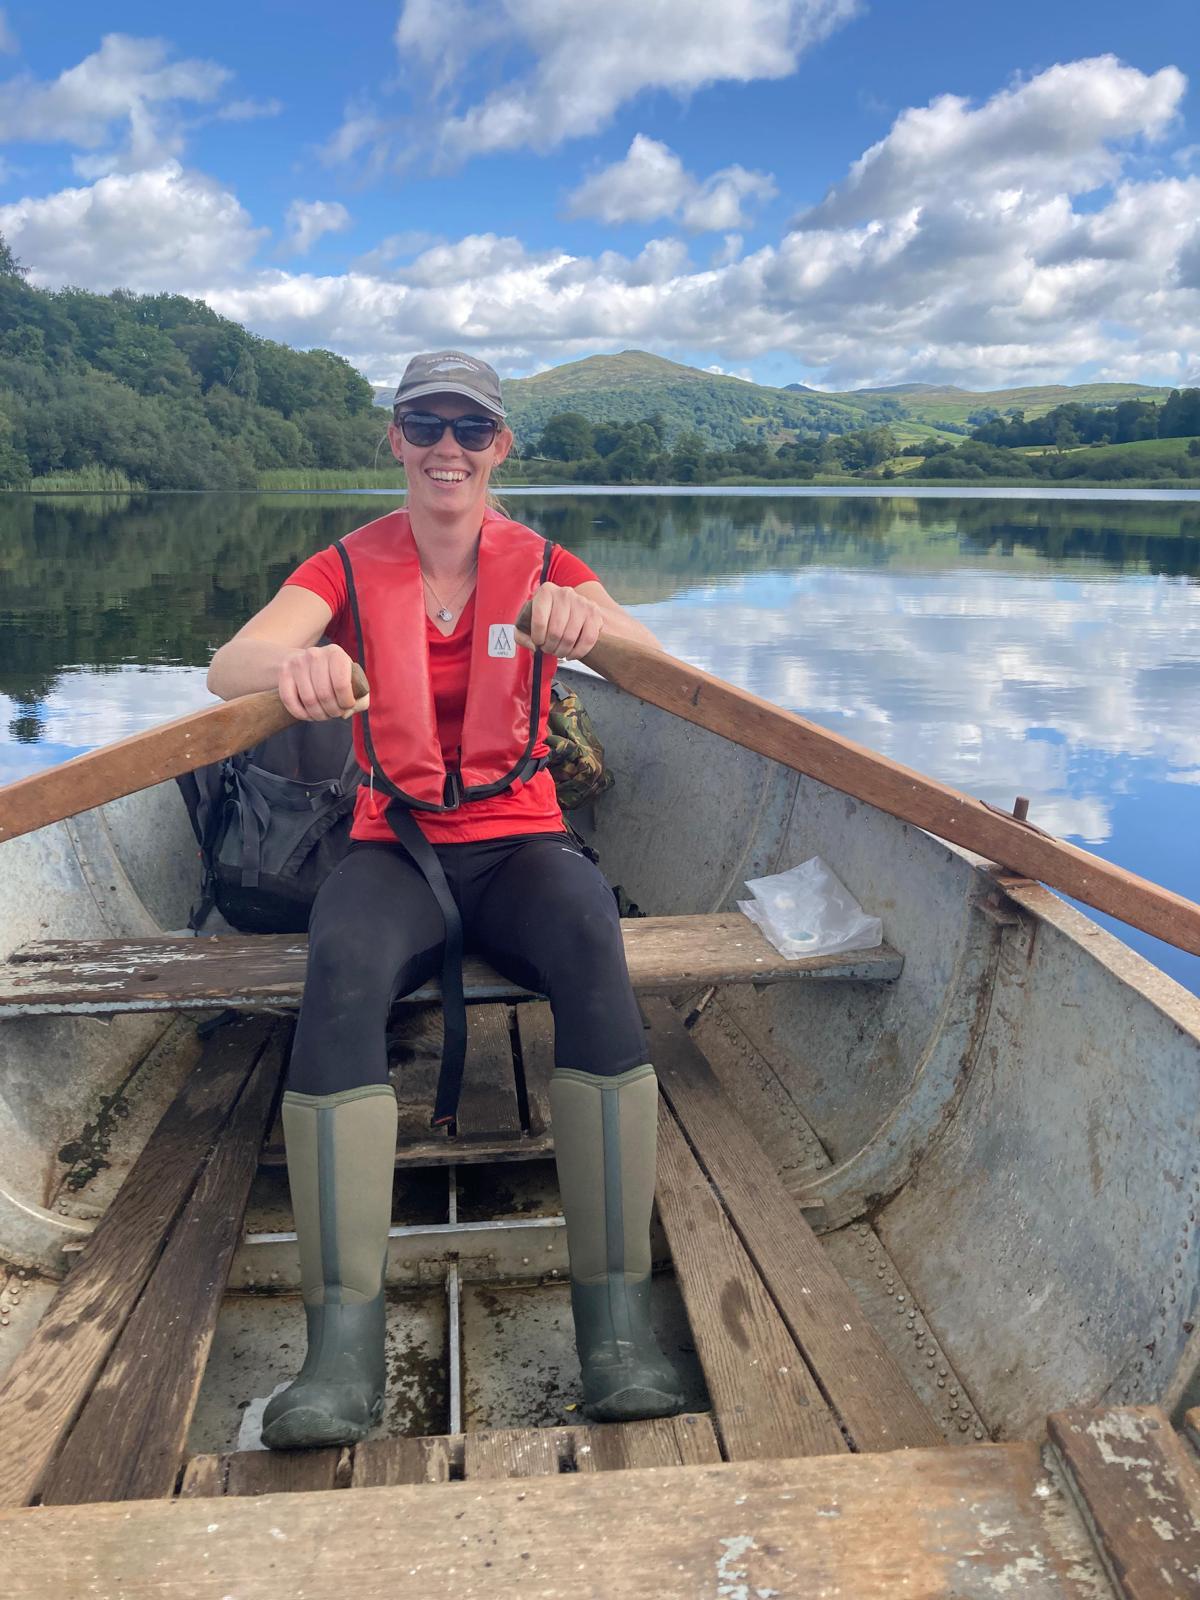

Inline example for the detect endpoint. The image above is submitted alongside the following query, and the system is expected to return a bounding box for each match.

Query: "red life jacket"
[334,508,555,812]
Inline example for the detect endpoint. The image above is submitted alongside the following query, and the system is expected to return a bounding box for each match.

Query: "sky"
[0,1,1197,392]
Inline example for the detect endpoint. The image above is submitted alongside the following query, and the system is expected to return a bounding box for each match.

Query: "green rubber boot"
[261,1083,397,1450]
[550,1063,685,1423]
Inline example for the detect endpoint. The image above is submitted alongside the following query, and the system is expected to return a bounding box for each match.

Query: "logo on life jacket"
[488,623,516,658]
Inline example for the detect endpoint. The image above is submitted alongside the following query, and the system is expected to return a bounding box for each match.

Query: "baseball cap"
[392,351,506,418]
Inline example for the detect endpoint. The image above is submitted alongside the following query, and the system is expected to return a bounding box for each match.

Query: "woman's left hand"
[517,583,605,660]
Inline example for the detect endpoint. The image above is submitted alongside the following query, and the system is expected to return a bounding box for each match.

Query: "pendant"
[436,607,453,622]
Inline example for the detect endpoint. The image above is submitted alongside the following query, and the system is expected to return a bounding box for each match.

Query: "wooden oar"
[0,666,369,845]
[517,606,1200,959]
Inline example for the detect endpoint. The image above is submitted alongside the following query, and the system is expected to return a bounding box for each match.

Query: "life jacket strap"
[382,801,468,1130]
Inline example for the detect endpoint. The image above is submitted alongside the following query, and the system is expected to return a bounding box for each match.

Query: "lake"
[2,488,1198,995]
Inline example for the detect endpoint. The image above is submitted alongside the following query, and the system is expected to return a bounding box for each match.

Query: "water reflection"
[1,491,1198,989]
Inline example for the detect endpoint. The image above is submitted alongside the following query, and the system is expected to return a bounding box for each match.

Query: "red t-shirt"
[283,537,600,843]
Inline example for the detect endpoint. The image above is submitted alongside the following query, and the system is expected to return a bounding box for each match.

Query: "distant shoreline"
[10,479,1200,502]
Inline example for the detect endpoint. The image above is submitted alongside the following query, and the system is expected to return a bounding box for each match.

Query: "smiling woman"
[204,349,682,1450]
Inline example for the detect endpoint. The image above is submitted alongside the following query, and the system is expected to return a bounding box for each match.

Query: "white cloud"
[5,54,1198,392]
[364,0,861,160]
[283,199,352,256]
[215,97,283,122]
[569,135,776,231]
[799,55,1185,227]
[0,33,231,175]
[0,9,17,55]
[0,162,266,292]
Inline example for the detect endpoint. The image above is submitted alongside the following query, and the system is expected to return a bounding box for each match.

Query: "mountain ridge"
[374,350,1173,451]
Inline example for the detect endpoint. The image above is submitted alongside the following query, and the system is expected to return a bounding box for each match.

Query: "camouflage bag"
[547,678,614,811]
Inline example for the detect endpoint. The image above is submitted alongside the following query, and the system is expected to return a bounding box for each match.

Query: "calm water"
[2,490,1198,994]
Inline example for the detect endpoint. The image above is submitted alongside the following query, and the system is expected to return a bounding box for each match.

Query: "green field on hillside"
[839,380,1171,432]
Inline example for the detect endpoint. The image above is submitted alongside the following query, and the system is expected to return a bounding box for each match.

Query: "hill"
[379,352,1175,453]
[836,380,1172,432]
[0,239,387,490]
[500,350,873,451]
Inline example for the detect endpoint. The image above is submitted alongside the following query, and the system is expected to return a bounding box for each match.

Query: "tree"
[536,412,594,460]
[0,234,27,279]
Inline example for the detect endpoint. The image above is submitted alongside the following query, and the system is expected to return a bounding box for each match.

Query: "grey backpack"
[177,718,362,934]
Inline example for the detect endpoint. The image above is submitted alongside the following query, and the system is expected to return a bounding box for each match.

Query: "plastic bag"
[737,857,883,960]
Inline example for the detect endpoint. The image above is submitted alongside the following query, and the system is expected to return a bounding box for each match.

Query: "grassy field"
[838,381,1173,433]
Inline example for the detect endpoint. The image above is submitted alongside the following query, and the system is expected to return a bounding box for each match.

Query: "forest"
[0,238,386,490]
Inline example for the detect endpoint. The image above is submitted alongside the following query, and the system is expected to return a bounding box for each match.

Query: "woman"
[207,350,684,1450]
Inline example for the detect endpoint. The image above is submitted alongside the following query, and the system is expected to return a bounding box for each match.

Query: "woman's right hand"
[278,644,369,721]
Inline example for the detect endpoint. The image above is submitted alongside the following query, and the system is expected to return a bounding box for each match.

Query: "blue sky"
[0,1,1197,390]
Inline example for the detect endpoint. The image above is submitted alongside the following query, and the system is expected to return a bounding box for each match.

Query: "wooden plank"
[455,1006,522,1142]
[0,919,903,1016]
[646,999,943,1452]
[567,623,1200,958]
[516,1003,555,1140]
[40,1029,289,1505]
[351,1436,459,1488]
[655,1098,845,1460]
[260,1128,554,1171]
[4,1441,1113,1598]
[0,688,307,845]
[0,1014,277,1509]
[464,1428,568,1480]
[1049,1405,1200,1599]
[575,1414,723,1473]
[224,1449,341,1498]
[177,1456,225,1498]
[1185,1408,1200,1455]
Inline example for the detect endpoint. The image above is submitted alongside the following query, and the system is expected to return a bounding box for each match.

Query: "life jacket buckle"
[442,772,464,811]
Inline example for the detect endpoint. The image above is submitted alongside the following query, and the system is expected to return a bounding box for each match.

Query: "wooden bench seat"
[0,915,902,1017]
[10,1424,1172,1598]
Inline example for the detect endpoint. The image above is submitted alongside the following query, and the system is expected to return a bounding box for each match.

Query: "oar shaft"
[528,613,1199,960]
[0,666,368,845]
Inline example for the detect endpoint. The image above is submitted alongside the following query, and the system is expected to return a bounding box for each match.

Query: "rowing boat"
[1,663,1198,1595]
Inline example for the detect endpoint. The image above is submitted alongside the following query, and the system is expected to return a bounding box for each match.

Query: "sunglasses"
[395,411,500,451]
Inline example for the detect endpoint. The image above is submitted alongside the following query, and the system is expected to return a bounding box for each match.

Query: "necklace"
[421,564,476,623]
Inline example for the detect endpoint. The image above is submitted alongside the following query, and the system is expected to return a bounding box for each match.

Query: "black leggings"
[288,833,647,1096]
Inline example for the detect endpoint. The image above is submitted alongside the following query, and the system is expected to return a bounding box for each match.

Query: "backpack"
[178,677,610,935]
[177,718,362,934]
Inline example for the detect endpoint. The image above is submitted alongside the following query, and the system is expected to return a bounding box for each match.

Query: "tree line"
[0,237,387,489]
[526,396,1200,484]
[527,410,902,482]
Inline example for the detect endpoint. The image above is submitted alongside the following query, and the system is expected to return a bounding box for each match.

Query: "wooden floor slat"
[351,1436,460,1488]
[516,1003,555,1140]
[0,917,903,1016]
[224,1449,343,1498]
[1049,1405,1200,1599]
[189,1416,723,1496]
[10,1442,1110,1597]
[654,1090,847,1460]
[645,998,943,1453]
[575,1414,723,1472]
[40,1028,289,1506]
[455,1007,523,1142]
[463,1428,567,1480]
[0,1015,278,1509]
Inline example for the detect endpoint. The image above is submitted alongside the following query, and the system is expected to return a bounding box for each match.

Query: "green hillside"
[485,352,1176,453]
[501,350,871,451]
[836,379,1173,431]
